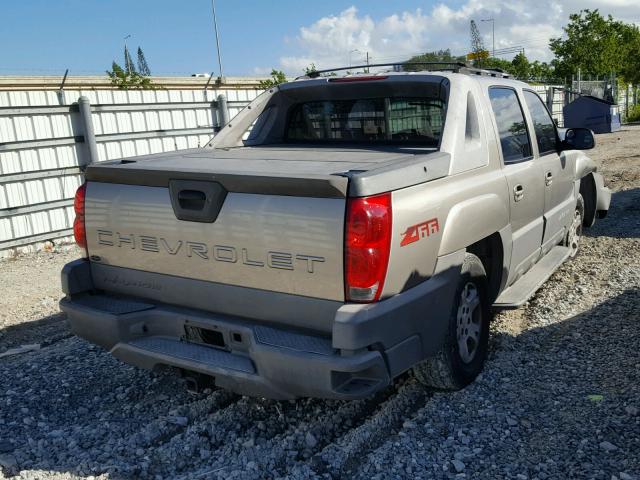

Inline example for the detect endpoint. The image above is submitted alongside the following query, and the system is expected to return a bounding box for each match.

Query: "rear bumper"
[60,258,458,399]
[60,293,389,399]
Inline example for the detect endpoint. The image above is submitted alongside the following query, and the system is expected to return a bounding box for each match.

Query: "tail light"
[344,192,392,302]
[73,183,87,253]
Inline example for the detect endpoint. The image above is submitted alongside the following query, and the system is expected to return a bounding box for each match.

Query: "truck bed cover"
[85,145,451,197]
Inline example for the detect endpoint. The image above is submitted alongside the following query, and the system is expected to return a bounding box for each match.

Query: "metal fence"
[0,81,258,254]
[531,85,565,126]
[0,80,569,254]
[569,75,638,120]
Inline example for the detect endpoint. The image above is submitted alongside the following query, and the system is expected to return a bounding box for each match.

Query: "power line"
[497,34,566,49]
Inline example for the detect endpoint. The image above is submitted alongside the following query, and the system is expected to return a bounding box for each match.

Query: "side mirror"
[559,127,595,150]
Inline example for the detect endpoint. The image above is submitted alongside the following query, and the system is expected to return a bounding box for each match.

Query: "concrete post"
[78,96,98,168]
[546,87,554,113]
[217,94,230,128]
[577,68,581,94]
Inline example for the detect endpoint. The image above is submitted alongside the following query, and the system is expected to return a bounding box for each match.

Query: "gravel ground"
[1,127,639,480]
[0,247,78,355]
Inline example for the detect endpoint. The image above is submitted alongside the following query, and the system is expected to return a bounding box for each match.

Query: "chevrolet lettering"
[95,230,325,272]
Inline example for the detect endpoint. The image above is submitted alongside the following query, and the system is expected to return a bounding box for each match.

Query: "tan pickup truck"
[60,63,610,399]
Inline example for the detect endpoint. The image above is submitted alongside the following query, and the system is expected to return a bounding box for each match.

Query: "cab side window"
[488,87,532,163]
[523,90,558,155]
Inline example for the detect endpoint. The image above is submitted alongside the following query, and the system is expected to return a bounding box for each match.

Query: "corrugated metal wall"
[0,84,258,254]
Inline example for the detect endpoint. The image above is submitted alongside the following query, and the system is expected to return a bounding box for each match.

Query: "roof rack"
[297,62,511,80]
[463,67,511,78]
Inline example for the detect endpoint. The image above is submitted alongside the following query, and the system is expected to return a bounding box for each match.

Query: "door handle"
[513,184,524,202]
[177,189,207,211]
[169,179,227,223]
[545,171,553,186]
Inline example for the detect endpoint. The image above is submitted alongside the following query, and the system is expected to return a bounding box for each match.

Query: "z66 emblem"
[400,218,440,247]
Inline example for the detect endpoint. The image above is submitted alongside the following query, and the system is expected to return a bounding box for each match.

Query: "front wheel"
[565,194,584,258]
[412,253,491,390]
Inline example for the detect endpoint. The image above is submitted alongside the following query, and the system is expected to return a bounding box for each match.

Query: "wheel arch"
[465,233,505,304]
[579,173,597,227]
[438,193,509,256]
[574,152,597,180]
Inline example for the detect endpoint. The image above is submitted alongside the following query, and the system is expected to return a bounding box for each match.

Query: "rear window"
[286,97,445,146]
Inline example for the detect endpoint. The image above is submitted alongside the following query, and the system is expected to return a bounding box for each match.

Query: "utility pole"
[470,20,486,67]
[211,0,224,81]
[366,51,370,73]
[481,18,495,57]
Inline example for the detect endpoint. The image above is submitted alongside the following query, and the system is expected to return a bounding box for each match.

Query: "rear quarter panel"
[383,167,510,296]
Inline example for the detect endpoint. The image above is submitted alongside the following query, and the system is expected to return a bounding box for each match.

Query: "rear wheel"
[413,253,491,390]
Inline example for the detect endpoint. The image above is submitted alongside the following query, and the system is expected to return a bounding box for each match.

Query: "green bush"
[626,104,640,123]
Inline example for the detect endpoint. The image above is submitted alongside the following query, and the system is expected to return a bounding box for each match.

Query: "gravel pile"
[0,127,639,479]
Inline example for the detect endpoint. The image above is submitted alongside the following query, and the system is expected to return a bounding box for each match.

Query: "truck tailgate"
[85,181,346,301]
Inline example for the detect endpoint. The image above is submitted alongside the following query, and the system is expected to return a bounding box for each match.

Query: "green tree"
[510,52,531,79]
[483,57,515,73]
[550,9,627,78]
[404,49,467,71]
[529,61,556,82]
[258,69,287,89]
[106,61,153,89]
[137,47,151,76]
[304,63,318,76]
[616,22,640,85]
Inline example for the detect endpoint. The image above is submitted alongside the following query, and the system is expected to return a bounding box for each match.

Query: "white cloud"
[278,1,640,74]
[252,66,273,76]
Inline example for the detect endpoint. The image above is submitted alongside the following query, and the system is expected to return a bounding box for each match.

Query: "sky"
[1,0,639,77]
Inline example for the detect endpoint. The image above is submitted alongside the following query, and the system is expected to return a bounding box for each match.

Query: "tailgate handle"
[178,189,206,210]
[169,180,227,223]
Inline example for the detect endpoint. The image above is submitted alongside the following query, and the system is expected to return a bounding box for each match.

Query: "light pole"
[349,49,360,67]
[211,0,224,80]
[481,18,495,57]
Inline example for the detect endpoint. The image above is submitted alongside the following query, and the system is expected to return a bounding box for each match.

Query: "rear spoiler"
[85,161,349,198]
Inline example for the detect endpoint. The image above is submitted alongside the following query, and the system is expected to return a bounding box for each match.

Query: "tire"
[565,194,584,258]
[412,253,491,391]
[581,180,597,228]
